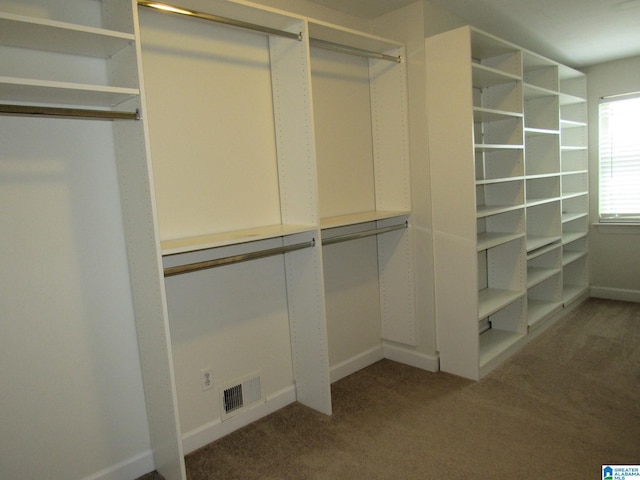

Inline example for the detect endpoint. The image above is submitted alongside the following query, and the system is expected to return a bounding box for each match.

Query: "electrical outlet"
[200,368,214,391]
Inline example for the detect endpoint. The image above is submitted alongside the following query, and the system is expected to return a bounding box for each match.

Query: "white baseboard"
[383,343,440,372]
[590,286,640,303]
[81,450,155,480]
[329,346,384,383]
[181,385,296,455]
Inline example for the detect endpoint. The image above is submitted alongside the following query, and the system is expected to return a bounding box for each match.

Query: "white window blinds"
[599,93,640,222]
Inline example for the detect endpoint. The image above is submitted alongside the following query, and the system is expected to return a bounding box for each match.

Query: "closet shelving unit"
[426,26,589,380]
[559,66,589,305]
[308,19,416,349]
[426,27,527,380]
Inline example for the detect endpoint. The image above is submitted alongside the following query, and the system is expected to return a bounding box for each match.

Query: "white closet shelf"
[0,77,139,107]
[526,235,561,252]
[562,191,588,200]
[478,288,524,320]
[562,250,587,266]
[473,106,523,122]
[523,83,558,99]
[527,266,561,288]
[472,63,520,88]
[476,204,523,218]
[561,119,587,128]
[0,12,134,58]
[308,19,402,58]
[160,224,317,255]
[476,176,525,185]
[320,210,409,230]
[562,212,588,223]
[479,328,526,369]
[525,127,560,136]
[477,232,525,252]
[526,196,561,207]
[527,299,562,329]
[562,169,588,176]
[563,285,589,305]
[559,92,586,106]
[562,231,587,245]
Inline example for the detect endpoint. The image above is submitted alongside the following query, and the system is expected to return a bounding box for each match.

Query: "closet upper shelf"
[160,224,317,256]
[0,77,139,107]
[308,19,403,59]
[320,210,409,230]
[0,12,134,58]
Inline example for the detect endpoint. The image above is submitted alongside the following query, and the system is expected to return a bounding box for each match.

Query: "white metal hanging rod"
[138,1,302,41]
[309,38,402,63]
[0,104,140,120]
[163,239,315,276]
[321,222,407,246]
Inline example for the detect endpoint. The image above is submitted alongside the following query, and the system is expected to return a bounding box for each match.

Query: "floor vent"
[220,373,263,420]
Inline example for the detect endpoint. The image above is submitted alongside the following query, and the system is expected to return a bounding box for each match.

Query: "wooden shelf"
[479,328,526,369]
[473,106,523,122]
[562,250,587,266]
[472,63,520,88]
[526,235,561,252]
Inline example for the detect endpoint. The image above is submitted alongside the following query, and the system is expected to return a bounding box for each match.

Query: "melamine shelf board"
[0,12,134,58]
[525,127,560,136]
[561,119,587,128]
[561,169,588,175]
[523,83,558,99]
[308,19,402,54]
[526,242,560,260]
[474,144,524,152]
[478,288,524,320]
[526,196,561,207]
[476,203,524,218]
[477,232,525,251]
[562,231,587,245]
[161,224,317,255]
[473,106,523,122]
[563,285,589,305]
[479,328,526,368]
[527,299,562,329]
[526,235,561,252]
[562,250,587,266]
[320,210,409,229]
[526,172,561,180]
[0,76,139,107]
[527,266,561,288]
[562,191,588,200]
[476,176,525,185]
[472,63,520,88]
[562,212,588,223]
[561,146,588,151]
[559,92,586,106]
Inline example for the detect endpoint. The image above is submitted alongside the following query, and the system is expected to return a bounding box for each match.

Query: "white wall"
[586,55,640,302]
[0,119,153,480]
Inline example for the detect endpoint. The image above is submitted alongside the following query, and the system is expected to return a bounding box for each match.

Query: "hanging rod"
[164,239,315,277]
[138,1,302,41]
[309,38,402,63]
[322,222,407,246]
[0,104,140,121]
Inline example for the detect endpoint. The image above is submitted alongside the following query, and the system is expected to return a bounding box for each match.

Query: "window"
[598,93,640,222]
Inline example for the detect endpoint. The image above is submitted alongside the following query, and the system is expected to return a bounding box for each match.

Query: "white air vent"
[219,373,264,420]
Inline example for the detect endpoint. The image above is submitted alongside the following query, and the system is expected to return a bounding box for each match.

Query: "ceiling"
[307,0,640,68]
